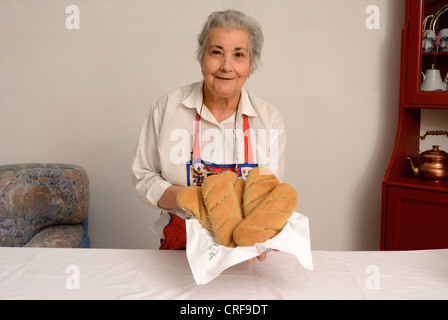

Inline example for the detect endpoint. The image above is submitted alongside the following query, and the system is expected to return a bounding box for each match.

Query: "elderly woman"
[131,10,285,262]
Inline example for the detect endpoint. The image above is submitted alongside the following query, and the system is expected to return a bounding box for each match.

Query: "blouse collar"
[182,81,257,122]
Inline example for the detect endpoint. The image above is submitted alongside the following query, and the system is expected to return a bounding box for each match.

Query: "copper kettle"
[406,131,448,181]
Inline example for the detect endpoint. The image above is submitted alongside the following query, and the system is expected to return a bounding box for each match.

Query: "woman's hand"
[246,252,267,264]
[157,185,185,210]
[246,249,278,264]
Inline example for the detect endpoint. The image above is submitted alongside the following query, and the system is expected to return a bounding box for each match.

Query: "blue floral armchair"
[0,163,90,248]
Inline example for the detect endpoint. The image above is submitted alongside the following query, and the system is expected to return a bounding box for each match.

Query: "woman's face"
[201,27,251,101]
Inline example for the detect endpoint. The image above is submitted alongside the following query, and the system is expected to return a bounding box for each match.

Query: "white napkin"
[186,211,314,285]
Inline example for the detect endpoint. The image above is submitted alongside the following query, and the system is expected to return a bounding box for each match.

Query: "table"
[0,247,447,300]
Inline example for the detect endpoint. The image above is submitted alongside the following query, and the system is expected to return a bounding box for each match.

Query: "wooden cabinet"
[381,0,448,250]
[385,187,448,250]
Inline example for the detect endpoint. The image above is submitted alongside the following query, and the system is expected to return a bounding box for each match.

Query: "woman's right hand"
[157,185,185,210]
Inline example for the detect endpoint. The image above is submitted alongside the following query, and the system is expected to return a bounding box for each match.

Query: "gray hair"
[196,9,263,73]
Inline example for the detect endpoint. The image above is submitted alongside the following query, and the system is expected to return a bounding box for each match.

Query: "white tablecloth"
[0,247,447,300]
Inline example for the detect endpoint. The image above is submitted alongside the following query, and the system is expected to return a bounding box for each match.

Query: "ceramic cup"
[439,28,448,42]
[438,28,448,52]
[439,41,447,52]
[423,29,437,52]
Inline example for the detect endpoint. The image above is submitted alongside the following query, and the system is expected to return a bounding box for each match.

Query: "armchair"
[0,163,90,248]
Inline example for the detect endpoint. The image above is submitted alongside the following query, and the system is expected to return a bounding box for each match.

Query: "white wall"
[0,0,405,250]
[420,110,448,153]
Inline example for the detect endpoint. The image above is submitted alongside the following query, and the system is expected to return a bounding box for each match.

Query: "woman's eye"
[235,52,248,58]
[212,50,222,55]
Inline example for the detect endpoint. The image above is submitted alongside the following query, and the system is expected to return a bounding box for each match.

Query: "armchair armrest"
[24,224,83,248]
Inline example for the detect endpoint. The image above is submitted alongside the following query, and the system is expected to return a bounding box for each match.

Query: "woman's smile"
[215,76,234,80]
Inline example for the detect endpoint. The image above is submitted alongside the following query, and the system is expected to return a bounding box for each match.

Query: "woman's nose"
[220,55,232,72]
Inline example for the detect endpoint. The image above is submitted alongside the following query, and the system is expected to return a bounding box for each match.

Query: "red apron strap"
[194,112,254,164]
[192,112,201,161]
[243,115,254,163]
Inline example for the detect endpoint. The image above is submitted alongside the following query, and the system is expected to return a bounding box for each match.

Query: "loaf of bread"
[233,183,298,246]
[176,186,212,232]
[242,167,279,218]
[201,171,244,247]
[176,168,298,248]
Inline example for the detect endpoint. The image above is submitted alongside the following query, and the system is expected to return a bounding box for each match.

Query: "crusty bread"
[176,168,298,249]
[234,176,245,204]
[233,183,298,247]
[201,171,244,247]
[176,186,212,232]
[242,167,279,218]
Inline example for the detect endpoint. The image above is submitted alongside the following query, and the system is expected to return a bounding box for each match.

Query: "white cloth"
[186,211,313,285]
[1,247,447,299]
[130,81,286,236]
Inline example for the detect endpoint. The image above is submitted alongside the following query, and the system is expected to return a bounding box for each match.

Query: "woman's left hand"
[246,250,278,264]
[246,252,267,264]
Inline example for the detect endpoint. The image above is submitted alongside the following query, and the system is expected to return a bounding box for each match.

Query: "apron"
[159,111,258,250]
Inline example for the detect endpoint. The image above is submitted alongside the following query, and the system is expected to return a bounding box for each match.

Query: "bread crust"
[233,183,298,246]
[176,186,211,232]
[202,171,244,247]
[243,167,279,218]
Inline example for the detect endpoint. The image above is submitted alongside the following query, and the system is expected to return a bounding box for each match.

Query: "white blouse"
[130,81,286,238]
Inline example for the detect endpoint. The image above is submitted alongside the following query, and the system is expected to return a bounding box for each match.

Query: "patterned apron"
[159,112,257,250]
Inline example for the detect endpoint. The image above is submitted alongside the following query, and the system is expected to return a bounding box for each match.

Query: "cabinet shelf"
[403,101,448,109]
[422,51,448,56]
[387,175,448,193]
[404,105,448,109]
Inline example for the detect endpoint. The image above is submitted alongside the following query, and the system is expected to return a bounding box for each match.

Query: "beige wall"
[0,0,406,250]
